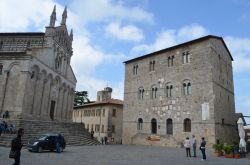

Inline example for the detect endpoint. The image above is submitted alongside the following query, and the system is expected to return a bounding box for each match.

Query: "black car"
[27,133,66,152]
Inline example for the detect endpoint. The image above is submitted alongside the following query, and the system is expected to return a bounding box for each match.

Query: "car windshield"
[38,136,48,141]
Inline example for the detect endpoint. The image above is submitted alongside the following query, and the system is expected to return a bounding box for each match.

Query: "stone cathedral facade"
[123,35,238,147]
[0,6,76,122]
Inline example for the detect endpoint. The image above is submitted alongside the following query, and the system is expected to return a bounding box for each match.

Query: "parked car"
[27,133,66,152]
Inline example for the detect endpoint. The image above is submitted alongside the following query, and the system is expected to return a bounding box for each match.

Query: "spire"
[49,5,56,27]
[70,29,73,40]
[61,6,67,25]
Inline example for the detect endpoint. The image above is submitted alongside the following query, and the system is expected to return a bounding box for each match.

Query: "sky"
[0,0,250,124]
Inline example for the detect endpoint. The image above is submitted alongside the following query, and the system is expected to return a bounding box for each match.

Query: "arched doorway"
[151,118,157,134]
[166,118,173,135]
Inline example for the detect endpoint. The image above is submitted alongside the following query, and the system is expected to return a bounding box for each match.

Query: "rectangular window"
[101,125,104,133]
[95,124,100,132]
[0,65,3,75]
[112,125,115,133]
[92,110,95,116]
[102,109,105,117]
[112,109,116,117]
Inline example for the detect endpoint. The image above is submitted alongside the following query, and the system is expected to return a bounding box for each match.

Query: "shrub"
[223,145,234,154]
[213,143,224,152]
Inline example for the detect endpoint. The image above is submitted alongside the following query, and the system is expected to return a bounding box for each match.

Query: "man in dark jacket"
[11,128,24,165]
[200,137,206,161]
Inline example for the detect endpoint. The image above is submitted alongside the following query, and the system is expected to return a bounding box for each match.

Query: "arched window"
[0,41,3,50]
[182,51,190,64]
[0,64,3,75]
[183,83,187,95]
[187,83,191,95]
[149,60,155,71]
[166,118,173,135]
[183,80,191,96]
[151,86,157,99]
[137,118,143,130]
[167,56,171,67]
[184,118,191,132]
[166,83,173,98]
[138,87,144,100]
[133,64,138,75]
[151,118,157,134]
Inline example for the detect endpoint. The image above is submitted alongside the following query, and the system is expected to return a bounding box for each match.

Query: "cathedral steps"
[0,118,100,147]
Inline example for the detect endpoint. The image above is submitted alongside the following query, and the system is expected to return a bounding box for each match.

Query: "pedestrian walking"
[104,136,108,144]
[90,130,94,139]
[192,135,197,157]
[10,128,24,165]
[200,137,206,161]
[184,137,191,157]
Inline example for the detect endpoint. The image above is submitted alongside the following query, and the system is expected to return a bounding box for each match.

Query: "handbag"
[9,150,16,159]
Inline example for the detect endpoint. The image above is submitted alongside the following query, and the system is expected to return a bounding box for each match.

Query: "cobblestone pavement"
[0,145,249,165]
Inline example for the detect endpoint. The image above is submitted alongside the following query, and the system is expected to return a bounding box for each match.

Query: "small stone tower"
[97,87,112,102]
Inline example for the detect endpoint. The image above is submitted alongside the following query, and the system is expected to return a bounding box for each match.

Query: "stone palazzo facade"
[73,87,123,144]
[0,6,76,122]
[123,35,238,147]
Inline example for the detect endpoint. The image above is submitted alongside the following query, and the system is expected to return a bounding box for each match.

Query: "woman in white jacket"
[184,137,191,157]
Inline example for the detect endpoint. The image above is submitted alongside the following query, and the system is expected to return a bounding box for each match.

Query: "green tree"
[74,91,90,106]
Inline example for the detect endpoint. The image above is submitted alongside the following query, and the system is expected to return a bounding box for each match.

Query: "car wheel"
[38,147,43,153]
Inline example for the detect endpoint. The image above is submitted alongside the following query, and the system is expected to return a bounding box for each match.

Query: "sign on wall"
[201,102,210,120]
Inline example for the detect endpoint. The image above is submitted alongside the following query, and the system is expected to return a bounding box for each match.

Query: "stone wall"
[123,36,237,147]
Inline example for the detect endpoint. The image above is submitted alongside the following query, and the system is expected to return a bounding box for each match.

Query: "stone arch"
[58,82,66,120]
[151,118,157,134]
[0,62,21,117]
[38,70,47,116]
[67,87,75,120]
[64,85,71,120]
[43,74,53,118]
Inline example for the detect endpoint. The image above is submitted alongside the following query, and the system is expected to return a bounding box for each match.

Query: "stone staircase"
[0,118,100,147]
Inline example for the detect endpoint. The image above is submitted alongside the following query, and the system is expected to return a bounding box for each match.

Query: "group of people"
[101,136,108,144]
[0,121,16,136]
[183,135,207,161]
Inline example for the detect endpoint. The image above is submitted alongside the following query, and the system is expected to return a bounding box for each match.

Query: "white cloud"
[70,0,154,25]
[0,0,57,31]
[105,22,144,42]
[0,0,80,32]
[224,37,250,73]
[76,75,124,101]
[71,35,125,76]
[132,24,209,54]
